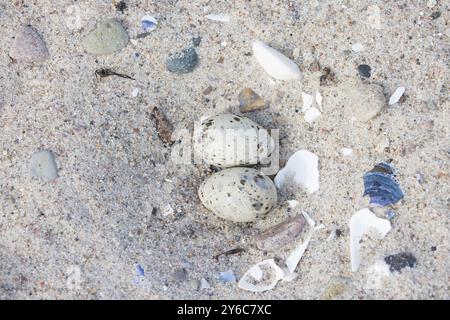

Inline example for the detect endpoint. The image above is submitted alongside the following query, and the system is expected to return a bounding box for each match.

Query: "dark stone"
[115,1,127,13]
[357,64,372,78]
[192,36,201,47]
[384,252,417,273]
[166,47,198,74]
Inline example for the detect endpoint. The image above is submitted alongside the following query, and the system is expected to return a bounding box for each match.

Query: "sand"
[0,0,448,299]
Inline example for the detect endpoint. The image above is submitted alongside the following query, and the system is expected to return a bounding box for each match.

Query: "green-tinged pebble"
[81,20,129,55]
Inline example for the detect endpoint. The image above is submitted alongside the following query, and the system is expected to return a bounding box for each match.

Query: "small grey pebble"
[192,36,201,47]
[357,64,372,78]
[30,150,58,182]
[172,268,187,282]
[166,47,198,74]
[384,252,417,273]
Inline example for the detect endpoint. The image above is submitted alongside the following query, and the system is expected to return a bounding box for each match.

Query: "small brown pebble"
[151,107,174,145]
[255,214,307,250]
[202,86,213,95]
[238,88,266,113]
[217,56,224,64]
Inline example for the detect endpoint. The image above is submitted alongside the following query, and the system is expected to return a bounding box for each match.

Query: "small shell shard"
[252,40,302,80]
[218,270,236,283]
[363,162,404,207]
[349,208,391,272]
[304,107,321,123]
[205,14,230,23]
[274,150,319,193]
[389,87,406,105]
[238,259,284,292]
[284,212,323,275]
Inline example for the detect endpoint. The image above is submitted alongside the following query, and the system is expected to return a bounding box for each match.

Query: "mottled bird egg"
[194,114,274,168]
[198,167,277,222]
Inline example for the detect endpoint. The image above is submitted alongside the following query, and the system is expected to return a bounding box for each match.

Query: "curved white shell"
[349,208,391,272]
[252,40,302,80]
[274,150,319,193]
[194,114,274,168]
[198,167,277,222]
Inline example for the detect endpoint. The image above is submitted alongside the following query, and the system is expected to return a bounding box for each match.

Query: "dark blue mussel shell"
[363,162,404,207]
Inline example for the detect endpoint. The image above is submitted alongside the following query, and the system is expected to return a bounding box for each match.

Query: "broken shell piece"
[199,278,211,289]
[9,25,49,63]
[304,107,321,123]
[252,40,302,80]
[302,92,314,111]
[388,87,406,105]
[255,214,307,251]
[218,270,236,283]
[205,14,230,23]
[287,200,299,208]
[141,15,157,32]
[351,42,364,53]
[238,88,266,112]
[315,91,323,111]
[302,92,322,123]
[349,208,391,272]
[238,259,284,292]
[285,212,324,275]
[274,150,319,193]
[363,162,404,207]
[341,148,353,156]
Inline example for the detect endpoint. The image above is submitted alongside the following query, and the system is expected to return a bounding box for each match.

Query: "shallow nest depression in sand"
[0,1,448,299]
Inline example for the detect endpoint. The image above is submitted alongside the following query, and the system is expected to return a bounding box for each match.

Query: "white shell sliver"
[349,208,391,272]
[238,259,284,292]
[389,87,406,105]
[274,150,320,193]
[252,40,302,80]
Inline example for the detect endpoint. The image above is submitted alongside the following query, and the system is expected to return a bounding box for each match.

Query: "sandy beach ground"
[0,0,448,299]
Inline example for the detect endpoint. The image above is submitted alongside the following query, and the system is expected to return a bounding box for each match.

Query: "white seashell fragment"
[205,14,230,23]
[304,107,321,123]
[274,150,320,193]
[351,42,364,53]
[287,200,299,208]
[341,148,353,156]
[285,212,324,275]
[302,92,313,111]
[302,91,322,123]
[315,91,323,111]
[199,278,211,289]
[388,87,406,105]
[349,208,391,272]
[252,40,302,80]
[238,259,284,292]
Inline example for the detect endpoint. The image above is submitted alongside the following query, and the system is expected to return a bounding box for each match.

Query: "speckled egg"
[198,167,277,222]
[194,114,274,168]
